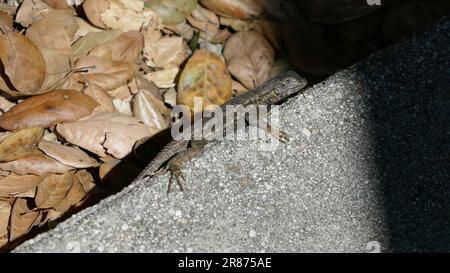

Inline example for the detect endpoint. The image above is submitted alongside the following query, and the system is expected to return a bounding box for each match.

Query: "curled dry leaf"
[187,4,220,40]
[74,55,137,91]
[99,157,120,179]
[113,96,133,116]
[0,11,13,33]
[26,9,78,90]
[9,198,40,241]
[83,0,109,29]
[101,0,156,32]
[0,127,44,162]
[223,31,274,89]
[143,30,189,69]
[85,83,116,113]
[89,31,143,63]
[54,177,87,212]
[35,172,74,209]
[177,49,232,112]
[15,0,51,27]
[72,29,122,59]
[0,89,98,131]
[57,112,158,158]
[232,79,248,96]
[0,151,74,176]
[133,88,171,130]
[39,140,99,169]
[0,174,43,198]
[0,32,46,95]
[144,0,197,26]
[200,0,263,19]
[0,200,10,247]
[75,170,96,193]
[143,67,179,88]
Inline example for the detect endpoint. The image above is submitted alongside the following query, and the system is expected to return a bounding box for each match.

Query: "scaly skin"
[134,71,308,193]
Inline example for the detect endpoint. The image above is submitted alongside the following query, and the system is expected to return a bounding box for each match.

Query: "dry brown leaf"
[0,89,98,131]
[232,79,248,96]
[108,84,133,100]
[133,88,171,130]
[0,127,44,162]
[143,67,179,88]
[0,174,43,198]
[26,9,78,90]
[9,198,40,242]
[145,0,197,26]
[0,200,11,247]
[0,11,13,33]
[35,172,74,209]
[72,29,122,59]
[0,96,15,113]
[74,55,137,91]
[38,140,99,169]
[83,0,109,29]
[223,31,274,89]
[73,17,104,43]
[57,112,158,158]
[187,4,220,40]
[100,0,156,31]
[177,49,232,112]
[15,0,52,27]
[89,31,143,63]
[143,33,189,69]
[164,87,177,107]
[99,157,120,179]
[85,83,116,113]
[200,0,263,19]
[75,170,96,193]
[54,177,87,212]
[210,28,232,44]
[42,0,71,9]
[0,32,46,94]
[113,96,133,116]
[0,150,74,176]
[163,20,194,41]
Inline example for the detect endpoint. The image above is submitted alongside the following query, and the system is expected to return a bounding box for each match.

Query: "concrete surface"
[15,18,450,253]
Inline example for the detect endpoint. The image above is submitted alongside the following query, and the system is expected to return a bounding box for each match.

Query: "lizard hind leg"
[165,143,205,194]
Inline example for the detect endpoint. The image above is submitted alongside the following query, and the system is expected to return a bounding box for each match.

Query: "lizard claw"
[277,130,289,143]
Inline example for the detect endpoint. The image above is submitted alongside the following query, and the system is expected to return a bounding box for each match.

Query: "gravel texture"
[15,18,450,253]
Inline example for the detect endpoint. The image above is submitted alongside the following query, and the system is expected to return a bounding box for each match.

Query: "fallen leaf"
[89,31,143,63]
[163,20,194,41]
[0,175,43,198]
[38,140,99,169]
[223,31,274,89]
[75,170,96,193]
[57,112,158,158]
[84,83,116,113]
[0,11,13,33]
[99,157,120,179]
[15,0,51,27]
[0,127,44,162]
[108,84,133,100]
[72,17,105,43]
[101,0,156,31]
[232,79,248,96]
[73,29,123,59]
[143,67,179,88]
[35,172,74,209]
[74,55,137,90]
[9,198,40,241]
[0,200,10,247]
[0,96,15,113]
[143,34,189,69]
[177,49,232,112]
[164,87,177,108]
[0,89,98,131]
[187,4,220,40]
[0,151,73,176]
[113,96,133,116]
[0,32,46,94]
[200,0,262,19]
[144,0,197,25]
[82,0,109,29]
[42,0,71,9]
[133,88,171,130]
[26,9,78,90]
[54,177,87,212]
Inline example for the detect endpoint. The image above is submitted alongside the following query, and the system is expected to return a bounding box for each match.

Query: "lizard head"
[256,71,308,105]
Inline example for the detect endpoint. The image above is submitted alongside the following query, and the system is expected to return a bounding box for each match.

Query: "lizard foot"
[166,162,185,195]
[276,130,289,143]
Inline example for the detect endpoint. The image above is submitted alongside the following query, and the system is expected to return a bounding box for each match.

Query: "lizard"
[133,71,308,193]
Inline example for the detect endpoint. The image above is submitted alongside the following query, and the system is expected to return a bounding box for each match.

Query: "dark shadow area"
[357,17,450,252]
